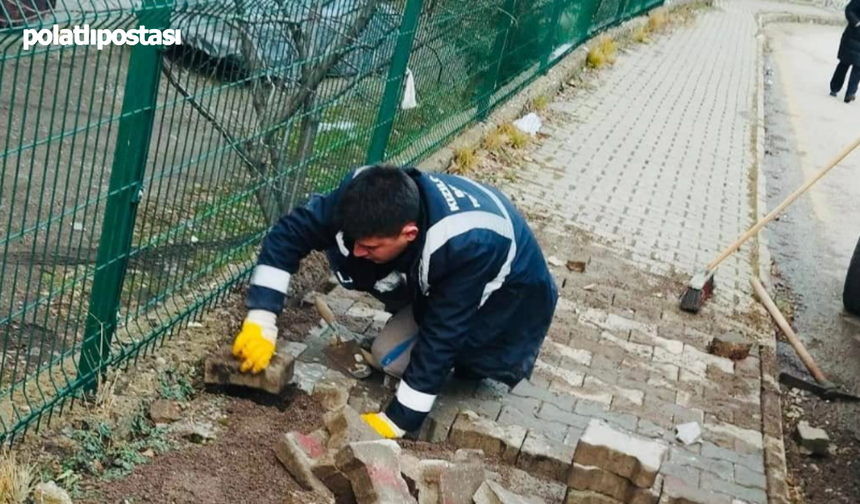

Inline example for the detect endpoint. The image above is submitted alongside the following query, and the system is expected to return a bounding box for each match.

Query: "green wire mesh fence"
[0,0,664,442]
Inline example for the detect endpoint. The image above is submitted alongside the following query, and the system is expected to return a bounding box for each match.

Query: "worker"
[231,164,558,438]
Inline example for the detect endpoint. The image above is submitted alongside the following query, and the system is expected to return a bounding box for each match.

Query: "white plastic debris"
[547,256,563,267]
[513,112,542,135]
[72,222,84,231]
[401,67,418,109]
[675,422,702,445]
[191,235,200,244]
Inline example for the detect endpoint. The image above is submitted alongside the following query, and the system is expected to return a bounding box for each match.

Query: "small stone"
[450,410,526,464]
[516,431,576,483]
[708,334,752,361]
[473,480,546,504]
[335,440,416,504]
[141,449,155,458]
[324,405,383,451]
[275,430,332,495]
[313,370,357,412]
[439,449,485,504]
[203,342,295,395]
[33,481,73,504]
[149,399,182,424]
[573,420,667,489]
[170,420,216,443]
[796,421,830,456]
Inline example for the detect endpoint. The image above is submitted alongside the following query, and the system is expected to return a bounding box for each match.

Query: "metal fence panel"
[0,0,665,442]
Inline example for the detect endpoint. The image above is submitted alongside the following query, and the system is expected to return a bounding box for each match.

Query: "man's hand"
[232,310,278,373]
[361,412,406,439]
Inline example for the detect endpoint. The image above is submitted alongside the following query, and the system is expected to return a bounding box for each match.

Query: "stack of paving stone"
[565,419,668,504]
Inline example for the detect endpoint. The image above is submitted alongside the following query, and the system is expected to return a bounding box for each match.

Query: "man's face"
[352,223,419,264]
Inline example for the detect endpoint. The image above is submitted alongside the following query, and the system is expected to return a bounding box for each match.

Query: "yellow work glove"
[232,309,278,374]
[361,412,406,439]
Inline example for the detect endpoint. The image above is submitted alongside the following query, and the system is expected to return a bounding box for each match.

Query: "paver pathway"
[298,1,841,503]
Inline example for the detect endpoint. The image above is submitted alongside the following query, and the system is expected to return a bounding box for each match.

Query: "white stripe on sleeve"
[397,380,437,413]
[250,264,292,294]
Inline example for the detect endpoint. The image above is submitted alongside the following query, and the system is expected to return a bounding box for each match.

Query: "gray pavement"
[763,21,860,388]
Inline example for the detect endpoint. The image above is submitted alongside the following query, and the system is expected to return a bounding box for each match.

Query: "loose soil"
[77,391,329,504]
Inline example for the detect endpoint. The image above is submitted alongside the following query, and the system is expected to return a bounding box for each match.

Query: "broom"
[679,132,860,313]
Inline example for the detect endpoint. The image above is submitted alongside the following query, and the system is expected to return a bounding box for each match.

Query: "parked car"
[845,235,860,315]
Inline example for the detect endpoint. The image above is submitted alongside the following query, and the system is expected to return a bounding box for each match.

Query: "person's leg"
[370,304,418,378]
[831,61,851,94]
[846,63,860,101]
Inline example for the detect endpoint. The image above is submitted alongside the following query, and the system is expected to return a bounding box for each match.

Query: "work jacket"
[246,166,559,432]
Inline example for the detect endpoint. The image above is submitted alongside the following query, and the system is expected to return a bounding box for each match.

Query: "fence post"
[477,0,519,121]
[77,0,170,393]
[539,0,566,73]
[366,0,425,165]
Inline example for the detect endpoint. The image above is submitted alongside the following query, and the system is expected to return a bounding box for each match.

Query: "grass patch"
[0,448,35,504]
[587,35,618,68]
[531,94,549,112]
[450,146,479,175]
[634,25,649,43]
[648,7,669,32]
[499,123,530,149]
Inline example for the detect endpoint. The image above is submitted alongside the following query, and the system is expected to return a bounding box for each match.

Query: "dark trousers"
[831,60,860,97]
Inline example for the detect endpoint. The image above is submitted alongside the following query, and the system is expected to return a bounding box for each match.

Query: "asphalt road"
[763,21,860,390]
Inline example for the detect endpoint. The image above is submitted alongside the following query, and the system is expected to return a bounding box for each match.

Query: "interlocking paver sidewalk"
[295,1,838,503]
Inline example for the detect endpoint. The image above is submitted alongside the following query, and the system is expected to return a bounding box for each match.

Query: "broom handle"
[707,133,860,271]
[751,277,828,384]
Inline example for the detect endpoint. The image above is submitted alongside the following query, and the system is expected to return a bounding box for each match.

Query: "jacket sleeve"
[848,0,860,27]
[384,235,511,432]
[245,175,351,314]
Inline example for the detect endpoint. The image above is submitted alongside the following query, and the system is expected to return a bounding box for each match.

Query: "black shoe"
[846,95,856,103]
[831,90,839,97]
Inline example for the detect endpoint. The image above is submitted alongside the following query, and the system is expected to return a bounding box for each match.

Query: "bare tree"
[162,0,381,225]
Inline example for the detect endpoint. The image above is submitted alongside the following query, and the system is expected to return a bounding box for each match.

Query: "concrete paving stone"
[586,376,644,407]
[658,461,701,488]
[275,430,332,495]
[537,402,592,430]
[517,431,577,483]
[658,477,733,504]
[325,405,383,451]
[203,342,295,395]
[511,379,577,411]
[438,451,486,504]
[312,369,357,413]
[336,440,415,504]
[573,419,668,489]
[668,447,734,483]
[499,404,568,443]
[450,410,527,464]
[569,463,663,504]
[699,472,767,504]
[733,465,766,491]
[600,331,654,360]
[564,488,623,504]
[474,480,546,504]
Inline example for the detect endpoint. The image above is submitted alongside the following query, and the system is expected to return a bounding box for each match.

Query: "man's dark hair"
[334,164,420,239]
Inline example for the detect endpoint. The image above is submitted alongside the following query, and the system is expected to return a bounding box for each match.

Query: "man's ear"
[402,222,419,242]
